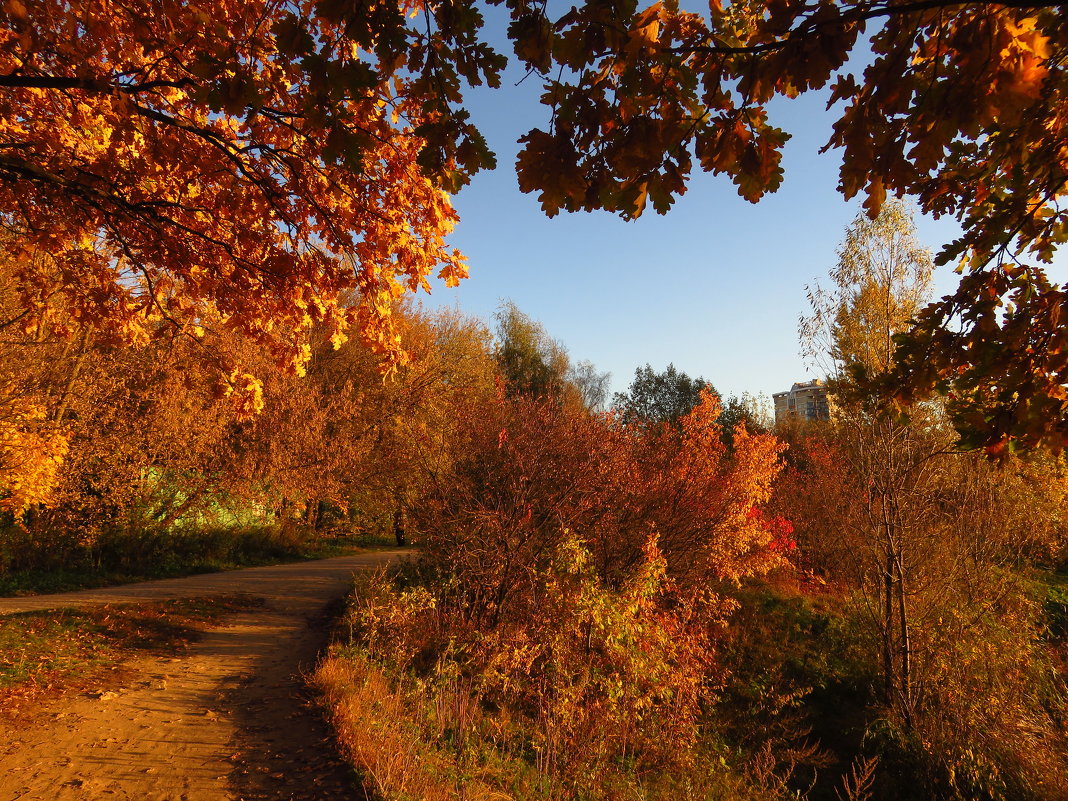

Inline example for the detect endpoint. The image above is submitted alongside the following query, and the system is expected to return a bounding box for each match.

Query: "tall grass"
[314,648,512,801]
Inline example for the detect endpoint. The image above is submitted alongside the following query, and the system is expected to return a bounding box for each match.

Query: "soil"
[0,550,408,801]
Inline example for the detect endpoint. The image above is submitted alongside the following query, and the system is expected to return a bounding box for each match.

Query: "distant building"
[773,380,830,424]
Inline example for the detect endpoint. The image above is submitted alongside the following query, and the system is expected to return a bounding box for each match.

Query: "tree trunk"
[882,547,896,704]
[303,499,319,530]
[895,548,913,728]
[393,505,406,546]
[49,329,91,424]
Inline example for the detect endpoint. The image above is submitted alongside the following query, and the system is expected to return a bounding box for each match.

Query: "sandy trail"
[0,551,407,801]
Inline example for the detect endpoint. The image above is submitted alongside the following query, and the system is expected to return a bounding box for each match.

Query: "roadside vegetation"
[0,526,377,597]
[1,257,482,596]
[316,561,1067,801]
[313,204,1068,801]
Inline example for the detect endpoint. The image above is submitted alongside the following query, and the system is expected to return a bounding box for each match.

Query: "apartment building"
[772,380,830,424]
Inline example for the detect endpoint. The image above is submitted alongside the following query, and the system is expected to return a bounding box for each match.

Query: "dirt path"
[0,550,408,801]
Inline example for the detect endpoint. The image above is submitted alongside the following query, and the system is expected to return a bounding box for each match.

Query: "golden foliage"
[0,395,68,513]
[0,1,469,372]
[0,0,1065,449]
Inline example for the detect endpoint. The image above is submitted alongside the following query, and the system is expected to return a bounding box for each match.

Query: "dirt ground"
[0,551,408,801]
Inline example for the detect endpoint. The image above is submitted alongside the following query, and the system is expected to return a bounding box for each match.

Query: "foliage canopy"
[1,0,1065,446]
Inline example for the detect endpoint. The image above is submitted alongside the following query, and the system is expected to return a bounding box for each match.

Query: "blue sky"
[417,20,1066,405]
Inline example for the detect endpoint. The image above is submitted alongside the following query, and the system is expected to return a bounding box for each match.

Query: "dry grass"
[312,647,770,801]
[312,649,512,801]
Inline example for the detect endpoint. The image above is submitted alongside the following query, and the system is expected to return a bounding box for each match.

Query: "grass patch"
[0,595,263,714]
[313,648,497,801]
[715,576,877,800]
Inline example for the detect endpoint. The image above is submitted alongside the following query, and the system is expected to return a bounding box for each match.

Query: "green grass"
[0,596,263,711]
[715,575,880,801]
[1037,568,1068,640]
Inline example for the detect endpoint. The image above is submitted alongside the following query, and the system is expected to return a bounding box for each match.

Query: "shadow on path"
[222,604,373,801]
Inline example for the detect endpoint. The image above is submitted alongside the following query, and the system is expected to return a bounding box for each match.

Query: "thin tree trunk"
[882,547,896,704]
[49,329,91,424]
[303,499,319,529]
[156,487,207,529]
[895,547,913,728]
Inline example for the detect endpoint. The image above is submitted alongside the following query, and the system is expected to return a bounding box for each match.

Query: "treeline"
[0,262,760,583]
[0,268,496,580]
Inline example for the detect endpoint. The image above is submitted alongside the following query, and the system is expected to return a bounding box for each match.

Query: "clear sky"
[417,21,1067,406]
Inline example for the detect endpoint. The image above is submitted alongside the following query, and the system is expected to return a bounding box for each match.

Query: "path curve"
[0,550,408,615]
[0,550,409,801]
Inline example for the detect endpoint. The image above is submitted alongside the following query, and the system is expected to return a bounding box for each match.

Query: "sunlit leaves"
[505,0,1068,448]
[0,0,481,375]
[802,199,934,385]
[0,397,68,514]
[2,0,1064,450]
[889,263,1068,454]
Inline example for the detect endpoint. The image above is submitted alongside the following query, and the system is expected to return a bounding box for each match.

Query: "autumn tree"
[787,203,1068,796]
[420,386,786,616]
[2,0,1064,449]
[0,255,74,515]
[23,318,323,540]
[493,301,571,400]
[802,200,935,386]
[612,363,714,429]
[0,317,257,570]
[0,0,471,387]
[401,380,791,792]
[0,290,498,572]
[311,303,497,535]
[714,395,771,454]
[567,359,613,413]
[491,300,613,413]
[800,200,949,726]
